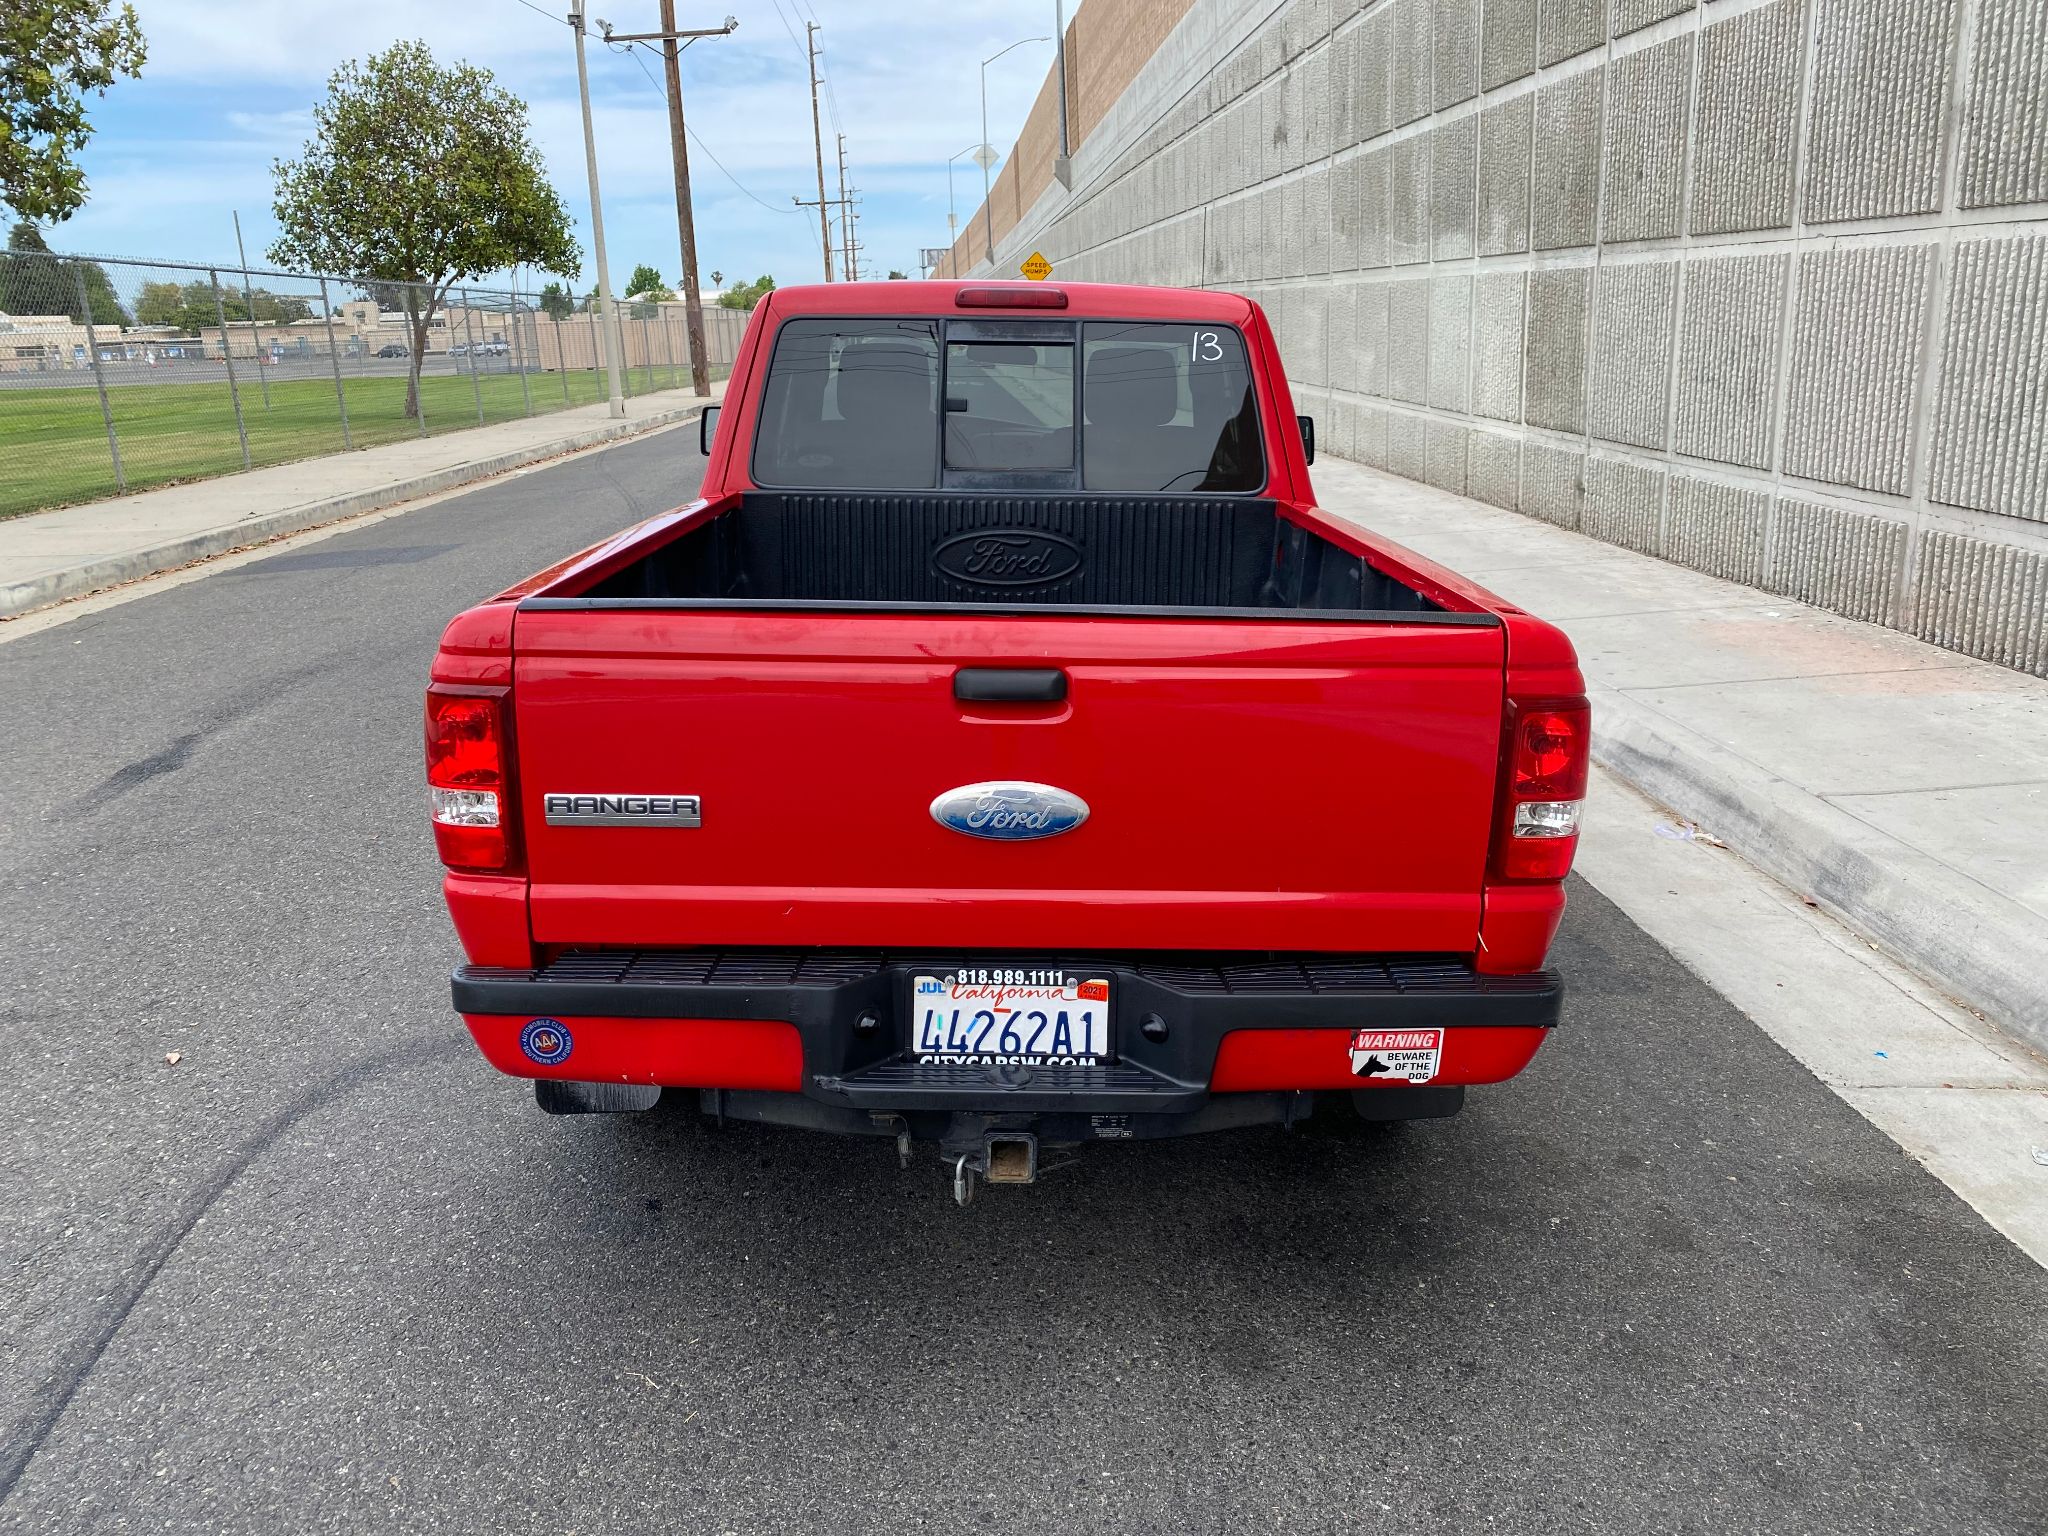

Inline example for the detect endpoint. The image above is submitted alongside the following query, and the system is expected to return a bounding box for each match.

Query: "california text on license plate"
[910,970,1112,1065]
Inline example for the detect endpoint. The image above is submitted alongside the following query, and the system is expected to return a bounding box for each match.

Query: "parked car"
[480,340,510,357]
[375,343,409,358]
[449,342,471,357]
[426,280,1587,1203]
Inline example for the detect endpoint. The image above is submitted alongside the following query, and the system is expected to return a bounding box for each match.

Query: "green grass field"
[0,365,713,519]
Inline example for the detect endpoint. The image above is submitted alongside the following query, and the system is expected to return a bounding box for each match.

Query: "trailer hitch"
[946,1132,1039,1206]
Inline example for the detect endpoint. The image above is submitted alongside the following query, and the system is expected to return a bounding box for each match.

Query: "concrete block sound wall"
[964,0,2048,676]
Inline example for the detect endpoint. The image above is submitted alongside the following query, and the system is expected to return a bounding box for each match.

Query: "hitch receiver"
[984,1133,1038,1185]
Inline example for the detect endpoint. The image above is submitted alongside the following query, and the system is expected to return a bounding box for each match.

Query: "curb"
[0,402,710,619]
[1592,684,2048,1059]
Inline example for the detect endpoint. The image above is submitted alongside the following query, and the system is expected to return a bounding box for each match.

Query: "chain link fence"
[0,250,747,519]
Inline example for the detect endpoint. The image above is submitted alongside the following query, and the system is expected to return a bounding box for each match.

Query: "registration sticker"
[1349,1028,1443,1084]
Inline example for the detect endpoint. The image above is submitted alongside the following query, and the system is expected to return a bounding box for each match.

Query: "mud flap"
[535,1080,663,1115]
[1350,1085,1464,1121]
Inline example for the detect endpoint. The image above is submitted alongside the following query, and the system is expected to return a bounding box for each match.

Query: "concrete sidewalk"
[0,385,722,618]
[1316,459,2048,1059]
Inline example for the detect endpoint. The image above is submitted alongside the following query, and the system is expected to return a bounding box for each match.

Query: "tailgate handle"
[954,667,1067,703]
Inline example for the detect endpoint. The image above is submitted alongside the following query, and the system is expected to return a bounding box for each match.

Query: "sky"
[43,0,1075,295]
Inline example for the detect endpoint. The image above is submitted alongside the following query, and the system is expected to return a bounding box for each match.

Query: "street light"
[980,35,1050,265]
[946,143,982,242]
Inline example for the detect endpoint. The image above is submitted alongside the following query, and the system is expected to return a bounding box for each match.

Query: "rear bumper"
[452,950,1561,1115]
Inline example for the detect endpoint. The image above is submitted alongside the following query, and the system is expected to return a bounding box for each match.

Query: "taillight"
[1492,697,1590,881]
[426,686,514,871]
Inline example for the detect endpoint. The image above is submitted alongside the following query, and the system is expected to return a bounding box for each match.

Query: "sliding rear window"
[751,319,940,489]
[944,340,1075,471]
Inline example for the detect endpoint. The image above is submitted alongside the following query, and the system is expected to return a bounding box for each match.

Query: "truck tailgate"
[511,609,1505,953]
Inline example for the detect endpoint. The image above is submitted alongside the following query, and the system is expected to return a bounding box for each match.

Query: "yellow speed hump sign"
[1019,251,1053,281]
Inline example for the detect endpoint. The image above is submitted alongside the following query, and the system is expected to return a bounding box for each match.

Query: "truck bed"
[564,492,1447,619]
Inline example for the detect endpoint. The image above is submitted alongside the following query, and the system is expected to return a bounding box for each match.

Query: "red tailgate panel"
[513,610,1504,954]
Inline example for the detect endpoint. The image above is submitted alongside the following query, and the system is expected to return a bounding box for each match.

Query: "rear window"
[944,341,1074,470]
[1081,323,1262,493]
[750,315,1262,493]
[752,319,940,489]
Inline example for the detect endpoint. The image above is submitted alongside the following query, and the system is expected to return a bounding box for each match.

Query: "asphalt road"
[3,431,2043,1534]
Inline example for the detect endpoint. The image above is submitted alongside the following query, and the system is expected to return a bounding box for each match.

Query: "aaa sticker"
[1349,1028,1443,1084]
[519,1017,574,1066]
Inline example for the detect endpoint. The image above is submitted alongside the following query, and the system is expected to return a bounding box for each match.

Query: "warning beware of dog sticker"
[1348,1028,1444,1084]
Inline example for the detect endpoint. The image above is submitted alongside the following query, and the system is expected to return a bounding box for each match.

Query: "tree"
[132,279,184,326]
[251,289,313,323]
[0,220,122,323]
[132,276,310,333]
[624,263,669,301]
[886,270,908,280]
[716,274,775,311]
[623,262,669,319]
[268,41,578,417]
[537,281,572,320]
[0,1,146,223]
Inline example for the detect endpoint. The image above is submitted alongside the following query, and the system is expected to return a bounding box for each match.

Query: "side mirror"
[698,404,721,455]
[1297,414,1316,465]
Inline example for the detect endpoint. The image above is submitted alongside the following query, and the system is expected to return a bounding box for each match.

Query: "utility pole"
[569,0,626,416]
[611,1,738,397]
[795,190,855,276]
[662,0,712,395]
[836,133,858,282]
[593,8,734,396]
[807,21,834,281]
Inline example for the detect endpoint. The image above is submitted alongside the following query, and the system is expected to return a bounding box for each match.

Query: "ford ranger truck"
[428,280,1587,1203]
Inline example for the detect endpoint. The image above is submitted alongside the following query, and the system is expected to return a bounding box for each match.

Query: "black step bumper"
[453,950,1561,1112]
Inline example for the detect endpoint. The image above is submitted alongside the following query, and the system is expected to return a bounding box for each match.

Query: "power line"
[818,49,843,136]
[766,0,809,61]
[769,1,838,144]
[616,44,801,218]
[507,0,566,25]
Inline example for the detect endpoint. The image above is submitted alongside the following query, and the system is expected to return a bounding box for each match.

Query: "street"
[2,430,2043,1534]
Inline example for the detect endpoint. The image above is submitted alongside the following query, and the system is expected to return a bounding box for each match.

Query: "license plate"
[909,970,1112,1065]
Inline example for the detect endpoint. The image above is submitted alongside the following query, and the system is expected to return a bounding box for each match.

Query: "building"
[0,312,90,373]
[198,298,509,359]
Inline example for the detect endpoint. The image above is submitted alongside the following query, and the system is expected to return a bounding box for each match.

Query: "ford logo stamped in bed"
[931,529,1083,586]
[930,781,1090,841]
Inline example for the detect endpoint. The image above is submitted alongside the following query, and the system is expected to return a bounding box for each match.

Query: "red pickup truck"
[428,280,1587,1202]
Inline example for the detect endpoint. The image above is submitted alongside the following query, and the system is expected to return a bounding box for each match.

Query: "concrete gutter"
[1,399,712,619]
[1595,690,2048,1053]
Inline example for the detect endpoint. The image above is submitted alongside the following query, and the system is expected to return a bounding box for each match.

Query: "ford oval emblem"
[931,529,1083,587]
[930,781,1090,841]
